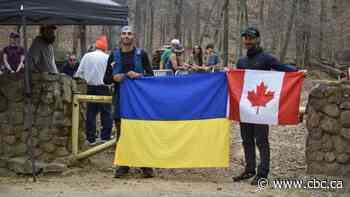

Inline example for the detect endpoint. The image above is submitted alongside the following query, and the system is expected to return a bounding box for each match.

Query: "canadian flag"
[227,69,304,125]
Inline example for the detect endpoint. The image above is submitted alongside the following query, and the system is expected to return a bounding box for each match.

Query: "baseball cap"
[241,27,260,38]
[172,44,184,53]
[171,39,180,45]
[9,32,20,38]
[121,26,134,33]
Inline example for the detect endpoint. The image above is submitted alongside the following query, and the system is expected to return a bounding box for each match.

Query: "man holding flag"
[109,26,154,178]
[231,27,299,185]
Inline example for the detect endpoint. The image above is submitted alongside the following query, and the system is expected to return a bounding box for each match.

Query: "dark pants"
[240,122,270,177]
[86,85,112,143]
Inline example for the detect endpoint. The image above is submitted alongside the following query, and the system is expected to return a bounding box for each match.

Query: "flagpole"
[21,3,37,182]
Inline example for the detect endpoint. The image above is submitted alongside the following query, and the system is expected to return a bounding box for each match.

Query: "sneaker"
[85,140,97,146]
[141,167,154,178]
[232,171,255,182]
[250,175,267,186]
[114,166,130,178]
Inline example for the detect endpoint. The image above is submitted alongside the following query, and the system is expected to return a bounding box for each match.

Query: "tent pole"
[21,9,37,182]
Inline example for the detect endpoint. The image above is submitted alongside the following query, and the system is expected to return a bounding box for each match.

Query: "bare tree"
[318,0,326,60]
[194,2,201,44]
[79,25,87,56]
[223,0,230,66]
[175,0,184,39]
[280,0,297,63]
[73,26,79,55]
[236,0,248,61]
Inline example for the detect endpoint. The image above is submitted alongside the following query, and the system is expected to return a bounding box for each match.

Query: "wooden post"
[71,94,112,156]
[73,139,116,160]
[72,95,80,155]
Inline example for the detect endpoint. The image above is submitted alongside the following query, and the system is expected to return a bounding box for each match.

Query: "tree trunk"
[223,0,230,66]
[199,1,217,45]
[303,0,311,67]
[259,0,265,29]
[280,0,297,63]
[319,0,326,59]
[236,0,248,62]
[79,25,87,56]
[142,2,147,48]
[72,26,78,55]
[149,0,154,54]
[134,0,142,47]
[175,0,183,39]
[195,2,201,44]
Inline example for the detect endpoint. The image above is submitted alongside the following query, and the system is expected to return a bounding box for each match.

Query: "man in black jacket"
[232,27,297,185]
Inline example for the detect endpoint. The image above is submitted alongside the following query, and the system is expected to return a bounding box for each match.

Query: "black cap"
[9,32,20,38]
[241,27,260,38]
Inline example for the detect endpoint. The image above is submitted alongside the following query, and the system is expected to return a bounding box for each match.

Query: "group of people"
[158,40,221,74]
[0,25,61,75]
[84,25,298,185]
[0,24,299,186]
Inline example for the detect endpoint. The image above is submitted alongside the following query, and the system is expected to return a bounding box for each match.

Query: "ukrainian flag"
[114,72,230,168]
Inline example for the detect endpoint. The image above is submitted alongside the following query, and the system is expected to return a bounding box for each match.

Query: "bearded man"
[27,25,58,73]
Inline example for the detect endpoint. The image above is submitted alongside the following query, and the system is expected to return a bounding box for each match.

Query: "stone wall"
[0,73,86,174]
[306,80,350,176]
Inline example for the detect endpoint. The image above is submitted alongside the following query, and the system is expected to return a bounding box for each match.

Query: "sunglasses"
[121,32,133,36]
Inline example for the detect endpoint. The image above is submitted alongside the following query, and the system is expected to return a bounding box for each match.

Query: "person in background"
[75,36,113,145]
[2,32,25,73]
[189,45,210,73]
[159,39,180,70]
[62,54,79,77]
[27,25,59,74]
[205,44,220,70]
[109,26,154,179]
[165,44,189,73]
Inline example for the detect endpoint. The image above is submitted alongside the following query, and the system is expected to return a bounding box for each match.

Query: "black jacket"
[237,47,297,72]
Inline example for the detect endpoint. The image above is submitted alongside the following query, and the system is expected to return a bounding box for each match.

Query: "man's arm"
[16,54,25,72]
[141,51,154,76]
[3,53,14,73]
[268,54,298,72]
[74,55,87,79]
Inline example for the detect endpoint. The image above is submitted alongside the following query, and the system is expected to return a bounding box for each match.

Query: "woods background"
[0,0,349,70]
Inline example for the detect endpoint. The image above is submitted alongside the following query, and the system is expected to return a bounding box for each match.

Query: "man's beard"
[42,35,56,44]
[122,38,133,46]
[244,43,256,50]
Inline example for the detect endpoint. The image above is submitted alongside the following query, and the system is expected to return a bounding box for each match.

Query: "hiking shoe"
[141,167,154,178]
[250,175,267,186]
[232,171,255,182]
[114,166,130,178]
[84,140,97,146]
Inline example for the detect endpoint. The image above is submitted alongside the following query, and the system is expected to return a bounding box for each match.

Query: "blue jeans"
[86,85,113,143]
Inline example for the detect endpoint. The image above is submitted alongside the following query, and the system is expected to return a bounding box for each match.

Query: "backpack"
[103,48,143,85]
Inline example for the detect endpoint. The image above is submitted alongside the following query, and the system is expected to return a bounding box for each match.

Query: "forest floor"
[0,72,349,197]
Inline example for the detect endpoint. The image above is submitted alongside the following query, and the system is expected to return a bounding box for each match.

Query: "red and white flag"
[226,69,304,125]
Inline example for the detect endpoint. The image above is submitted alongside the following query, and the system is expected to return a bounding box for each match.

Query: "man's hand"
[127,71,142,79]
[16,63,24,72]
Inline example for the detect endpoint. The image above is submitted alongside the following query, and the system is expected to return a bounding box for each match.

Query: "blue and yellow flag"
[114,72,230,168]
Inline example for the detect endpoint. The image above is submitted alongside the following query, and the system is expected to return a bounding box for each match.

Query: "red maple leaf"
[247,81,275,114]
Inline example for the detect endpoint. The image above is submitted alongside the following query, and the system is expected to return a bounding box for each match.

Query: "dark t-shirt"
[3,45,24,70]
[62,62,79,78]
[108,48,153,75]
